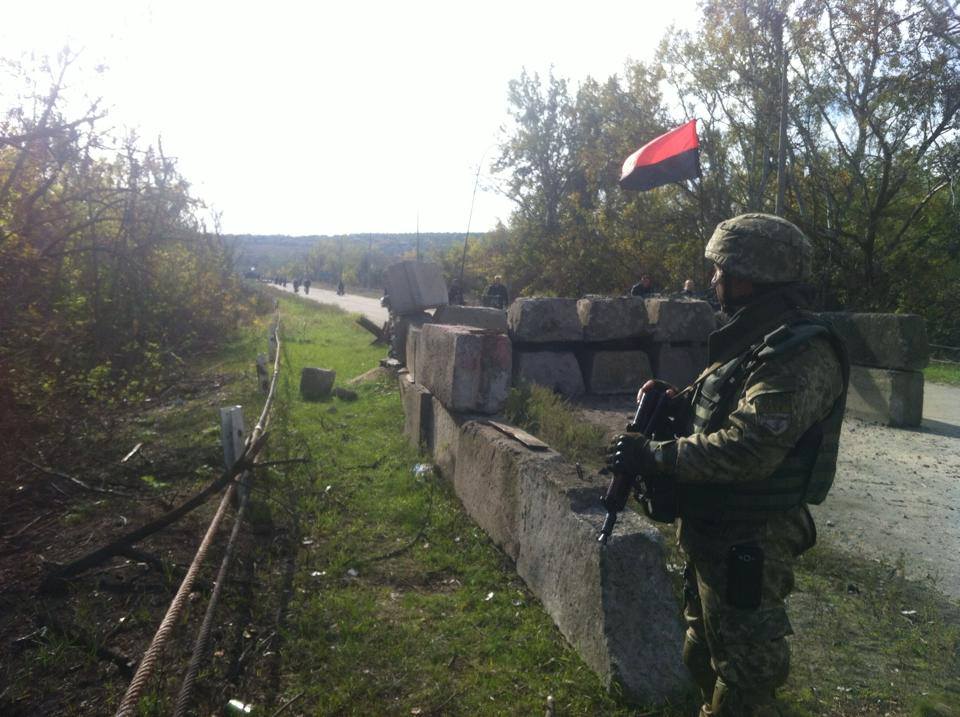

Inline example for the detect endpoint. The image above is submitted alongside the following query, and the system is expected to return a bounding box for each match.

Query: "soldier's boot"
[682,630,716,703]
[701,678,782,717]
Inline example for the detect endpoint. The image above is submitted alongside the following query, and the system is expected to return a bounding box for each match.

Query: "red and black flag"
[619,119,700,191]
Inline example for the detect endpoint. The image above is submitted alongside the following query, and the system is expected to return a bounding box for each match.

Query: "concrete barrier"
[846,365,924,427]
[653,343,709,389]
[583,350,653,394]
[405,326,421,380]
[383,260,449,314]
[645,298,717,342]
[514,350,585,396]
[821,312,929,371]
[577,297,650,341]
[434,304,508,333]
[399,372,432,449]
[508,298,582,343]
[451,420,689,703]
[417,324,512,414]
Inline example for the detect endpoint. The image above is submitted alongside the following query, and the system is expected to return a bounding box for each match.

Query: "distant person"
[293,279,300,294]
[681,278,696,297]
[630,274,655,297]
[337,279,345,296]
[448,279,464,306]
[483,275,509,309]
[304,279,311,294]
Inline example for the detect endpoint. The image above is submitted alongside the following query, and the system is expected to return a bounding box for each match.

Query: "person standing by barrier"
[483,275,509,309]
[606,214,849,716]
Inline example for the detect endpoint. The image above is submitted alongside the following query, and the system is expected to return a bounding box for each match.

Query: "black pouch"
[726,543,764,609]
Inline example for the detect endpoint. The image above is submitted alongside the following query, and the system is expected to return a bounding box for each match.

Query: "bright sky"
[2,0,699,235]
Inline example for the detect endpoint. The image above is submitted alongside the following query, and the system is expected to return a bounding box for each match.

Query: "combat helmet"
[704,213,812,284]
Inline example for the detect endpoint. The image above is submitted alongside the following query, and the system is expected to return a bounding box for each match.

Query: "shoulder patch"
[750,391,794,435]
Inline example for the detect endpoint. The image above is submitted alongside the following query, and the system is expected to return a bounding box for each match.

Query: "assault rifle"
[598,382,680,544]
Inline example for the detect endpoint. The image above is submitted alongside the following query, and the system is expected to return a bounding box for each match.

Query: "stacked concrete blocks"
[416,323,512,415]
[510,296,715,396]
[821,312,928,426]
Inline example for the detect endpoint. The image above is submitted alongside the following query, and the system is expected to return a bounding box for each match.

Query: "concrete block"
[391,312,431,365]
[398,374,432,449]
[585,350,653,394]
[515,453,688,703]
[429,396,466,478]
[820,312,929,371]
[577,296,650,341]
[300,367,335,400]
[508,298,582,343]
[405,326,421,380]
[451,422,688,703]
[846,365,924,427]
[515,351,585,396]
[653,343,708,389]
[433,304,508,333]
[417,323,512,414]
[645,298,717,342]
[383,260,449,314]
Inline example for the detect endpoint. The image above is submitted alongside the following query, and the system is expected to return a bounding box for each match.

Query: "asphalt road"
[273,283,389,325]
[810,381,960,600]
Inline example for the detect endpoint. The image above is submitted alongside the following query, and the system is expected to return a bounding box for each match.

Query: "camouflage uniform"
[618,215,848,716]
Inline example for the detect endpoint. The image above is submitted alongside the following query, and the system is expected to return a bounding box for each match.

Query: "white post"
[220,406,247,500]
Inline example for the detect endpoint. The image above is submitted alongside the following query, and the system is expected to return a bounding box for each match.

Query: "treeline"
[476,0,960,345]
[0,54,255,446]
[229,232,474,291]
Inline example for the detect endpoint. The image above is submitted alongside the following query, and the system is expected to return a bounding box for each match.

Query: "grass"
[239,292,655,715]
[503,382,608,467]
[925,362,960,387]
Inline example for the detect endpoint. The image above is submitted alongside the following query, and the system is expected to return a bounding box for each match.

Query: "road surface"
[273,284,389,324]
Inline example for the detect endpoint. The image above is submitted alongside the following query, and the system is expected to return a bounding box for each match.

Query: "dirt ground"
[576,381,960,602]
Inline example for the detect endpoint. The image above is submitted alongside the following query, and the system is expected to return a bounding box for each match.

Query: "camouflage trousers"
[678,505,816,715]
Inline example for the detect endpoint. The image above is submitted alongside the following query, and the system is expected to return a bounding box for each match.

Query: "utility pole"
[774,9,789,215]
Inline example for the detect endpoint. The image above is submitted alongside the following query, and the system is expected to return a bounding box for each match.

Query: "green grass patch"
[503,382,607,466]
[247,292,663,715]
[925,362,960,387]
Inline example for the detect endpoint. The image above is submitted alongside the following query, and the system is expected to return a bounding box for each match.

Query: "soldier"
[607,214,849,716]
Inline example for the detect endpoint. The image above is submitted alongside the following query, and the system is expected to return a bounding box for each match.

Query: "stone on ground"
[300,367,336,400]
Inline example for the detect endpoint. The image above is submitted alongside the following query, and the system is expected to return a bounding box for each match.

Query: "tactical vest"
[678,319,849,520]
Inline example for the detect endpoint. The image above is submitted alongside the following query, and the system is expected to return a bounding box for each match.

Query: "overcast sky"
[2,1,699,236]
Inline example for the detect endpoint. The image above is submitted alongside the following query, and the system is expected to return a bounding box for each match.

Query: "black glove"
[606,433,656,477]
